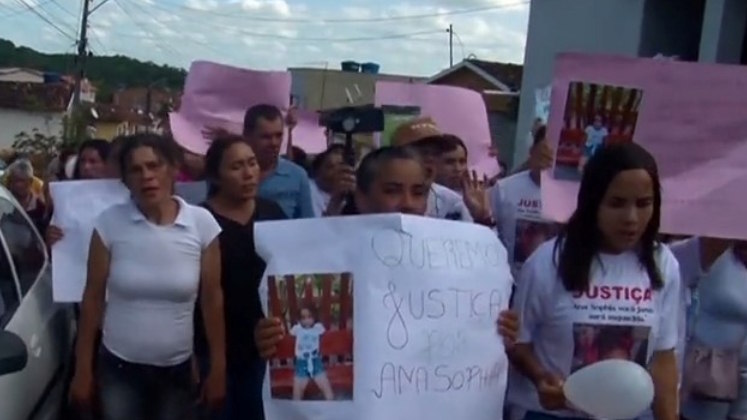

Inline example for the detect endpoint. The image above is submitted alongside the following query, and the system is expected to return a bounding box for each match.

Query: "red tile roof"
[0,81,71,112]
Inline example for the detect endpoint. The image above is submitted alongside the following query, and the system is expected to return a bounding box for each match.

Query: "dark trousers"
[98,347,196,420]
[199,357,266,420]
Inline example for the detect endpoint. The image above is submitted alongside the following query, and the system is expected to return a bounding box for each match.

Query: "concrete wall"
[516,0,747,169]
[0,109,63,149]
[699,0,747,63]
[290,68,424,111]
[513,0,647,169]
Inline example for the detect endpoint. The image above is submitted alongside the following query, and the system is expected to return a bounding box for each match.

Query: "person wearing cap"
[390,117,490,223]
[243,104,314,219]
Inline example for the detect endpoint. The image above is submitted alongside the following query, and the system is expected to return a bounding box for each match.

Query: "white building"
[0,81,70,149]
[0,68,44,84]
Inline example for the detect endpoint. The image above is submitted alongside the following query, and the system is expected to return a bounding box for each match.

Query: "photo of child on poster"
[571,324,650,373]
[553,81,644,181]
[267,273,354,401]
[513,219,560,266]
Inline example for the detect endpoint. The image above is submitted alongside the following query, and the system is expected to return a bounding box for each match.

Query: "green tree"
[0,38,186,103]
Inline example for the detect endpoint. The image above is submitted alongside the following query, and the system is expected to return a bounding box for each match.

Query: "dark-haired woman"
[74,139,110,180]
[70,134,226,420]
[195,134,286,420]
[309,145,355,217]
[46,139,113,247]
[507,142,680,420]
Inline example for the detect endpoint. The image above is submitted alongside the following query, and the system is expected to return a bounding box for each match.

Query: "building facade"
[289,67,424,111]
[427,59,522,168]
[515,0,747,167]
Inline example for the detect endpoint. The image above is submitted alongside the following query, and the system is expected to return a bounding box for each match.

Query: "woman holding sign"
[508,142,680,420]
[254,146,520,361]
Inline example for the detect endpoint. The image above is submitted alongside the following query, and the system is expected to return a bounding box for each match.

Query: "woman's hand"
[201,367,226,409]
[69,368,95,409]
[536,373,566,411]
[462,170,491,222]
[496,309,519,349]
[46,224,64,247]
[254,317,285,359]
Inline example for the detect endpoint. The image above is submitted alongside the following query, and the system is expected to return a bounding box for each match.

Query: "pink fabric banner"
[542,53,747,239]
[374,81,499,177]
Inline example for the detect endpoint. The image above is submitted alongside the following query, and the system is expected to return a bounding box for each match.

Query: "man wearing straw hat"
[390,117,476,222]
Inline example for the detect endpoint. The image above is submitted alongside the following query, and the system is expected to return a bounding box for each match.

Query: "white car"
[0,186,75,419]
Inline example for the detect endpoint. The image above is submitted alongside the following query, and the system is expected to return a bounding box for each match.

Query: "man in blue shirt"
[243,104,314,219]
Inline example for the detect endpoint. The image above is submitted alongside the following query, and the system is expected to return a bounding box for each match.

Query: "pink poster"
[374,81,498,177]
[284,110,327,154]
[170,60,292,155]
[542,53,747,239]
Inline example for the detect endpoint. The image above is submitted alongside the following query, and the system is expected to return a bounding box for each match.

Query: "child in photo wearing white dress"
[290,304,335,401]
[578,114,609,174]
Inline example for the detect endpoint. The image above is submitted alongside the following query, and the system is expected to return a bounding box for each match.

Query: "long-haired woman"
[194,135,286,420]
[508,142,680,420]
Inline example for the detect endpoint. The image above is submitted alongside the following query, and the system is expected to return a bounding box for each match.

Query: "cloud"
[1,0,529,76]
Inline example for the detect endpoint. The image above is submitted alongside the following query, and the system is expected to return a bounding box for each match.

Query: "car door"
[0,193,66,420]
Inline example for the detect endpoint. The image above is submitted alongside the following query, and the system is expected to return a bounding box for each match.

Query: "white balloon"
[563,360,654,419]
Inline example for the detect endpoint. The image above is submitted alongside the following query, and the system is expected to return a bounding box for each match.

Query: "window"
[0,239,19,328]
[0,199,46,297]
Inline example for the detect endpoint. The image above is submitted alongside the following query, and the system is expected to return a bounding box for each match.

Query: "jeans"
[98,346,196,420]
[199,358,266,420]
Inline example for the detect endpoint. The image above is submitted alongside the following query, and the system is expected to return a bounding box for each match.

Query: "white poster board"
[50,180,208,302]
[256,214,513,420]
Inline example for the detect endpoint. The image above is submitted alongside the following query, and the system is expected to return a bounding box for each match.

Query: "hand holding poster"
[170,60,292,155]
[256,215,513,420]
[543,53,747,239]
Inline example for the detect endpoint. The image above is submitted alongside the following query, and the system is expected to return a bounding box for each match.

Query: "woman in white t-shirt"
[671,237,747,420]
[69,134,227,420]
[508,142,680,420]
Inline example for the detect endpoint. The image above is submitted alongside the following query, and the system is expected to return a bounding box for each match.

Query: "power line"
[0,0,53,18]
[144,0,529,23]
[113,0,186,62]
[114,0,448,44]
[10,0,75,40]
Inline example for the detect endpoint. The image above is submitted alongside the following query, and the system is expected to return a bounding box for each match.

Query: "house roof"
[0,81,71,112]
[0,67,44,77]
[426,59,523,92]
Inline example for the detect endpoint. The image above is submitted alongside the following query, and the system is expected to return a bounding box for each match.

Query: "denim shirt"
[258,158,314,219]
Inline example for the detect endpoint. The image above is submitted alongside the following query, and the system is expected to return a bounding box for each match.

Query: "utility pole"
[448,24,454,67]
[72,0,91,107]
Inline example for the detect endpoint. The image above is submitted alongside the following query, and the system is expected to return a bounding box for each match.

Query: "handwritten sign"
[256,215,513,420]
[50,180,208,302]
[543,53,747,239]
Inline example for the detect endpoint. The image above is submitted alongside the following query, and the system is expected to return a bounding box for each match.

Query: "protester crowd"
[4,78,744,420]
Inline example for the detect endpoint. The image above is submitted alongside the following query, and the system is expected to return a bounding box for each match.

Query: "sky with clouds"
[0,0,529,77]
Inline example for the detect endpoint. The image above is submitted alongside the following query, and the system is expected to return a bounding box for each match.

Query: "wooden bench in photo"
[268,273,353,400]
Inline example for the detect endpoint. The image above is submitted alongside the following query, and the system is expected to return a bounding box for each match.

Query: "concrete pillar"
[699,0,747,63]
